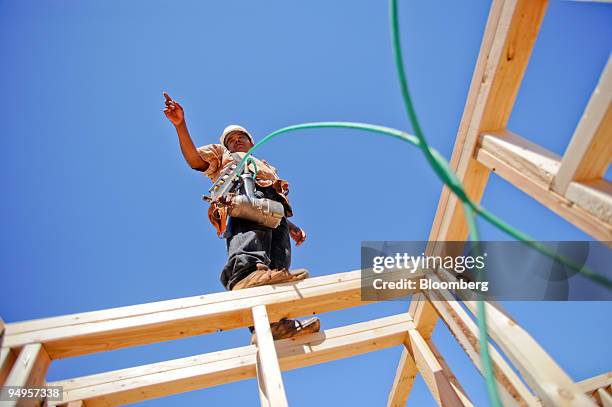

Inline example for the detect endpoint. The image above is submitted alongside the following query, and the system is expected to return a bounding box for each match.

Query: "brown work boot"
[251,317,321,343]
[232,264,309,290]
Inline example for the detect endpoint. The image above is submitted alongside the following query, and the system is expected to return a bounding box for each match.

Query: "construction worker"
[163,92,320,340]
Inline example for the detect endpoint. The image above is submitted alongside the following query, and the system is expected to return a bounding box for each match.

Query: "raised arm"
[163,92,209,172]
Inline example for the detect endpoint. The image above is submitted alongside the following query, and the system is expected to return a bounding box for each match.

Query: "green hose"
[389,0,499,402]
[245,156,258,179]
[230,120,611,404]
[222,2,611,405]
[234,122,611,287]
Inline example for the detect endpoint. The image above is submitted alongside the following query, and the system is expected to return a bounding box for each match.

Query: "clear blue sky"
[1,1,611,405]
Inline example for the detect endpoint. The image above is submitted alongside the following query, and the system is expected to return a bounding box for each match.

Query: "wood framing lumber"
[52,346,257,407]
[430,267,612,406]
[271,313,415,371]
[0,316,5,348]
[479,130,561,186]
[423,274,540,407]
[47,314,415,406]
[6,272,360,337]
[0,348,17,387]
[426,338,474,407]
[565,179,612,224]
[553,56,612,195]
[251,305,288,407]
[578,372,612,395]
[428,0,548,247]
[256,360,271,407]
[477,131,612,239]
[3,343,51,407]
[596,388,612,407]
[395,286,539,407]
[410,0,549,338]
[579,372,612,406]
[458,300,595,406]
[3,269,421,359]
[405,330,473,407]
[387,347,418,407]
[395,0,548,404]
[256,355,271,407]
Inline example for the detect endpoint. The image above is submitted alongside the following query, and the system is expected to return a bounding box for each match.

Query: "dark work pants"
[220,216,291,290]
[220,185,291,291]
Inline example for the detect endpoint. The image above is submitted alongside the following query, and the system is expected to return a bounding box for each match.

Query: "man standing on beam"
[163,92,320,341]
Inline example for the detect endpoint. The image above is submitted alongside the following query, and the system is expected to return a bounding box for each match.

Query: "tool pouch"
[208,201,229,237]
[205,154,285,236]
[229,194,285,229]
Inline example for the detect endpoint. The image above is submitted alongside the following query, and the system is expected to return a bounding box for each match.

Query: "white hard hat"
[220,125,254,147]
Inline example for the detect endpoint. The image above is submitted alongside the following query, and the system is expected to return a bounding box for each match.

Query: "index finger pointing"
[163,92,172,102]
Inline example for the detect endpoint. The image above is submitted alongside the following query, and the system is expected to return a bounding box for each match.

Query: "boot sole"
[250,317,321,344]
[233,268,309,291]
[290,317,320,338]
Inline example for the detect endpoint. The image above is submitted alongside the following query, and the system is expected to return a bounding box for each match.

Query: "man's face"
[225,131,254,153]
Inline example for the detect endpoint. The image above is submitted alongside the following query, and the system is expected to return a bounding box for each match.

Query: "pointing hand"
[163,92,185,126]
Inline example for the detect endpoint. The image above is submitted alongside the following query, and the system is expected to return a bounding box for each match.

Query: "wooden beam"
[428,270,592,406]
[578,372,612,406]
[6,270,363,337]
[405,330,473,407]
[55,347,256,407]
[423,275,540,407]
[256,354,272,407]
[4,269,422,359]
[3,343,51,407]
[458,300,595,406]
[0,316,5,348]
[428,0,548,246]
[565,179,612,225]
[387,347,418,407]
[394,277,538,406]
[1,348,17,387]
[476,130,612,239]
[479,130,561,186]
[426,338,474,406]
[251,305,288,407]
[553,56,612,194]
[578,372,612,394]
[393,0,549,403]
[411,0,549,336]
[46,314,415,406]
[596,388,612,407]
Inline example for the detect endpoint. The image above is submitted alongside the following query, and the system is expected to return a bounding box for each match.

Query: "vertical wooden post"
[387,347,418,407]
[251,305,289,407]
[0,316,5,348]
[406,331,473,407]
[256,353,272,407]
[3,343,51,407]
[596,388,612,407]
[0,348,17,387]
